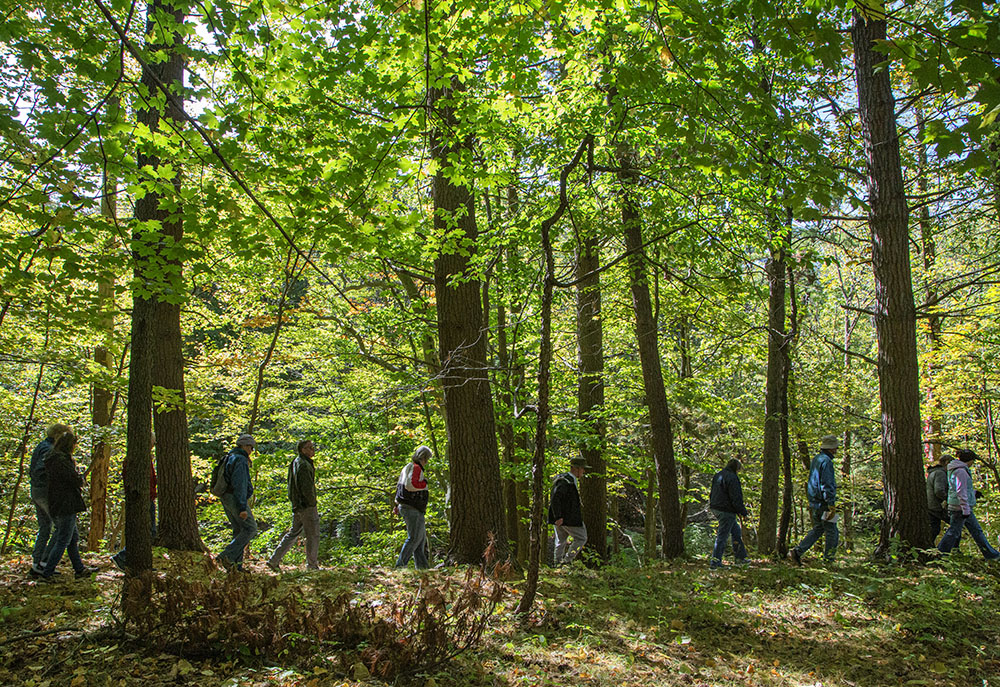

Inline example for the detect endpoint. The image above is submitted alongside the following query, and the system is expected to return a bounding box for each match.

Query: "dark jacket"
[44,449,87,517]
[29,437,54,493]
[225,446,254,513]
[547,473,583,527]
[806,450,837,510]
[926,464,948,514]
[709,467,748,516]
[288,454,317,512]
[395,460,429,514]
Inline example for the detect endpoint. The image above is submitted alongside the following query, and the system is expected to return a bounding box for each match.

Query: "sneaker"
[788,549,802,566]
[29,565,42,579]
[216,555,235,572]
[75,566,99,579]
[266,560,281,573]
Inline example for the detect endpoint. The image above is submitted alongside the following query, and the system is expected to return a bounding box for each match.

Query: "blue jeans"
[220,492,258,566]
[710,509,747,568]
[395,504,428,569]
[937,511,1000,558]
[43,513,85,577]
[795,507,839,561]
[31,488,54,569]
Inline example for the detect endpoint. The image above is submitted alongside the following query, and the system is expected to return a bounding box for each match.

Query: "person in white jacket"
[937,449,1000,559]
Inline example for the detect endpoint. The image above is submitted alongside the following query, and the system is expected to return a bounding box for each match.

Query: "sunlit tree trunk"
[89,101,118,550]
[618,144,684,558]
[430,77,508,564]
[852,6,930,553]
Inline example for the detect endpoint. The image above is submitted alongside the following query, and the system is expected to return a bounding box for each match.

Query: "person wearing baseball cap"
[789,434,840,566]
[217,433,259,571]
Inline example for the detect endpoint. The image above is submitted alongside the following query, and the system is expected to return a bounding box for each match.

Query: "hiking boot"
[266,560,281,574]
[75,566,99,579]
[788,548,802,566]
[29,565,42,579]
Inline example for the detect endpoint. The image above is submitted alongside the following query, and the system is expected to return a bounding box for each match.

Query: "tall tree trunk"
[577,229,607,560]
[136,0,202,555]
[89,102,119,550]
[643,466,657,565]
[759,236,787,555]
[618,145,684,558]
[430,78,508,564]
[915,105,942,465]
[852,6,930,554]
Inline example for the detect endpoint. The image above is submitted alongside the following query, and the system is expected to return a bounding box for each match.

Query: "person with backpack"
[217,434,259,572]
[937,448,1000,559]
[789,434,840,566]
[38,431,97,581]
[266,439,320,572]
[709,458,749,569]
[393,445,431,569]
[547,457,590,565]
[29,423,71,578]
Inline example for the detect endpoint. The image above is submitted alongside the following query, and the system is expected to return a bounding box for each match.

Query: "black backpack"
[210,454,229,497]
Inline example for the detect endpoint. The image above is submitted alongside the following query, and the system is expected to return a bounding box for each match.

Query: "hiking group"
[27,424,994,579]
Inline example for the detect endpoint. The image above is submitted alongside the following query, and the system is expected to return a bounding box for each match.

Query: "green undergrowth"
[1,549,999,686]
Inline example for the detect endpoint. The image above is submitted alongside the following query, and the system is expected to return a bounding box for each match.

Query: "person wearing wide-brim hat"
[789,434,840,566]
[547,457,590,565]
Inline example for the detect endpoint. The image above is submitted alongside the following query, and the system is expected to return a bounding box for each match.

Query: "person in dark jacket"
[394,445,431,569]
[789,434,840,566]
[547,457,589,565]
[267,439,320,572]
[217,434,259,572]
[29,423,71,578]
[39,432,97,581]
[709,458,749,569]
[926,454,949,541]
[937,449,1000,558]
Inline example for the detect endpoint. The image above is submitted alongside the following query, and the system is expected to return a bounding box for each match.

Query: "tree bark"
[576,230,607,560]
[88,102,118,550]
[135,0,202,555]
[430,78,508,564]
[852,6,930,553]
[758,238,787,555]
[618,146,684,558]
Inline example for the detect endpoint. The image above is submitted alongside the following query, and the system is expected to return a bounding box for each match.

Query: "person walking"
[38,431,97,581]
[709,458,749,569]
[29,423,71,578]
[789,434,840,566]
[937,449,1000,559]
[547,457,590,565]
[267,439,320,572]
[217,434,259,572]
[926,453,950,542]
[394,445,431,569]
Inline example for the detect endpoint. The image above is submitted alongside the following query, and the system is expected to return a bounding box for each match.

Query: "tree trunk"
[852,7,930,553]
[915,105,942,465]
[89,105,118,550]
[618,146,684,558]
[136,0,202,555]
[759,238,787,555]
[430,78,508,564]
[576,231,607,560]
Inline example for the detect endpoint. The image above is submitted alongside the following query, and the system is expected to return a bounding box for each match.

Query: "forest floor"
[0,546,998,687]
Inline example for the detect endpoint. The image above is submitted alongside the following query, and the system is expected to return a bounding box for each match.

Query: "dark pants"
[710,509,747,568]
[794,507,839,562]
[31,489,53,570]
